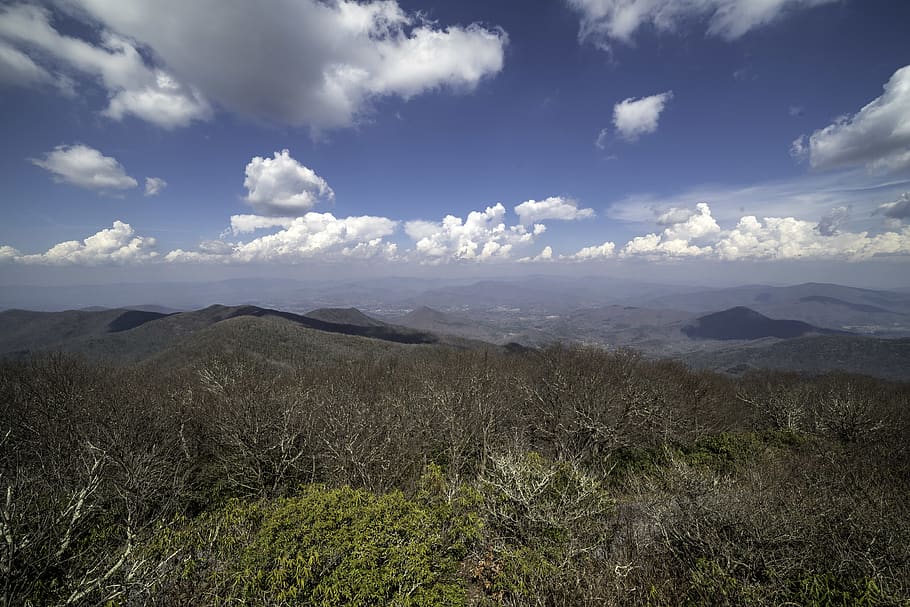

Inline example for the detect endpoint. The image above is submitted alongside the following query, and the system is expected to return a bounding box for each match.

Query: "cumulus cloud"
[48,0,507,130]
[793,65,910,172]
[715,215,910,261]
[613,92,673,141]
[589,202,910,262]
[619,202,720,257]
[144,177,167,196]
[567,241,616,260]
[875,192,910,221]
[513,196,595,224]
[31,144,138,192]
[0,245,20,262]
[243,150,335,216]
[167,213,398,263]
[405,203,545,263]
[0,4,210,128]
[9,221,157,265]
[565,0,836,48]
[233,213,397,262]
[517,246,554,263]
[229,215,297,236]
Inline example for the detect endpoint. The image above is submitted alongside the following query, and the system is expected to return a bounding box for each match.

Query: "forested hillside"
[2,342,908,606]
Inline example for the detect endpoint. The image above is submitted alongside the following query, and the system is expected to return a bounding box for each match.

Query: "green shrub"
[783,573,888,607]
[677,430,808,475]
[684,558,760,606]
[140,483,480,606]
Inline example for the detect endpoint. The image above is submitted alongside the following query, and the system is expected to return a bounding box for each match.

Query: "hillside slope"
[0,304,445,362]
[682,307,837,340]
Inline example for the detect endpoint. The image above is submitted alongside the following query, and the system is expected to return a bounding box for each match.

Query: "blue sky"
[1,0,909,285]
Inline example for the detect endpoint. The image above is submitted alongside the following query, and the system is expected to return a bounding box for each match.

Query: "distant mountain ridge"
[682,306,840,340]
[2,280,909,379]
[797,295,898,314]
[0,304,445,361]
[304,307,386,327]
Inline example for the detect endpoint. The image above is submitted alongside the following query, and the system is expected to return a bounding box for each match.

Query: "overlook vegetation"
[1,331,908,606]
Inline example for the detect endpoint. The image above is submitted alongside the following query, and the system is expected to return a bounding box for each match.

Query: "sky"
[1,0,909,287]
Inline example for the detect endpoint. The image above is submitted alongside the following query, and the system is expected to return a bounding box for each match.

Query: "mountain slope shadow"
[107,310,172,332]
[226,306,438,345]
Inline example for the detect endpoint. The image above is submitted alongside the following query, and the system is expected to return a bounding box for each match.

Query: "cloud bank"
[0,4,210,128]
[0,1,508,130]
[405,204,546,263]
[167,214,398,264]
[4,197,910,266]
[10,221,157,265]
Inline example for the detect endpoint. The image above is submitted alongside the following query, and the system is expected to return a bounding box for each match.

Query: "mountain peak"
[682,306,832,340]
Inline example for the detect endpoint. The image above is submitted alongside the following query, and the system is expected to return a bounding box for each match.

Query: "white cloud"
[513,196,595,224]
[661,202,721,241]
[0,4,210,129]
[594,127,610,149]
[10,221,157,265]
[233,213,397,262]
[591,202,910,262]
[619,202,720,257]
[613,92,673,141]
[0,245,20,262]
[518,246,554,263]
[566,0,836,48]
[229,215,296,236]
[244,150,335,216]
[794,65,910,172]
[144,177,167,196]
[715,215,910,261]
[167,213,398,263]
[31,144,138,192]
[567,241,616,260]
[54,0,507,130]
[103,71,211,129]
[404,203,545,263]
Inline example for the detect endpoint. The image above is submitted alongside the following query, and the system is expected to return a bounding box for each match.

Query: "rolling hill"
[391,306,513,343]
[0,304,448,363]
[303,307,388,327]
[637,283,910,336]
[681,307,838,340]
[687,334,910,381]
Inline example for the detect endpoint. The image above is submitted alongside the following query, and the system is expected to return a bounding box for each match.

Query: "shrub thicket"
[1,345,908,605]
